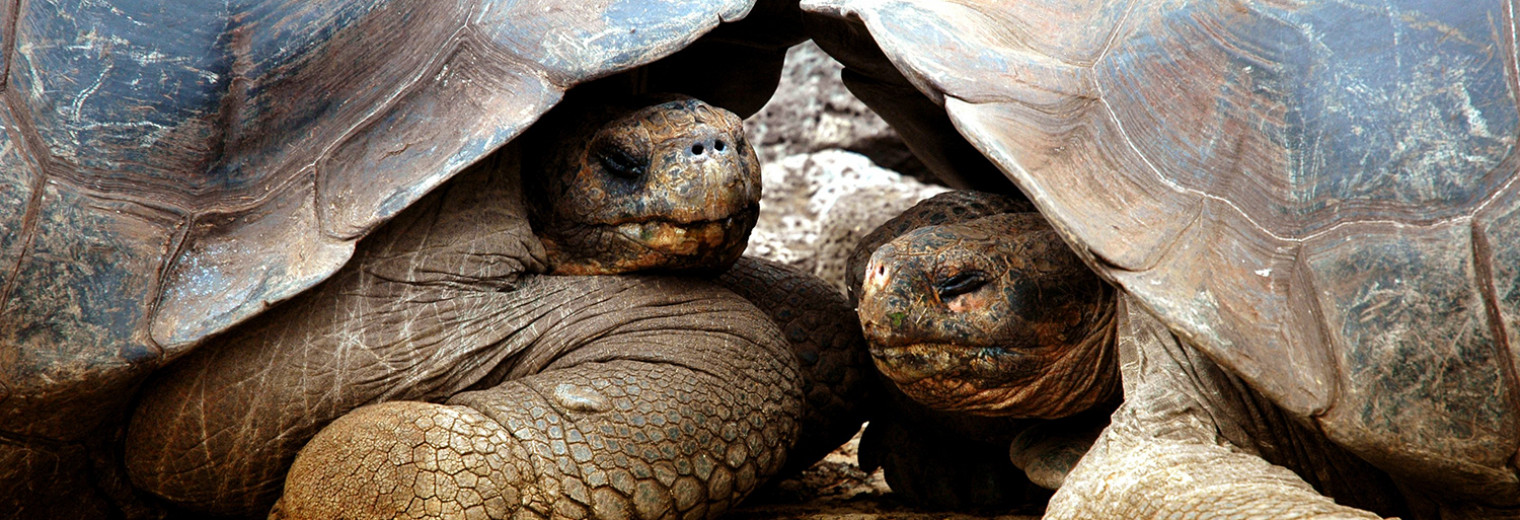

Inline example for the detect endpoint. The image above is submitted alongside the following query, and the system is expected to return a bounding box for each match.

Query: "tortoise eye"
[596,145,645,179]
[937,271,988,301]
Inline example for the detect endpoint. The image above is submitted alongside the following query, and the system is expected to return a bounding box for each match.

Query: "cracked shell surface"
[0,1,779,515]
[0,0,753,439]
[808,0,1519,503]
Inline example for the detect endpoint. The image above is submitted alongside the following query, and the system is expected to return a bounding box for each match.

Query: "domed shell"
[808,0,1520,488]
[0,0,758,438]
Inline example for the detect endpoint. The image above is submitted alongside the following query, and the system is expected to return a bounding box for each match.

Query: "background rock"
[743,42,929,179]
[742,42,947,293]
[747,150,946,294]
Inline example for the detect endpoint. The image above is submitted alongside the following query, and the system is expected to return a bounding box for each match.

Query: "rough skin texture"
[124,95,821,519]
[717,256,875,480]
[272,307,799,520]
[1047,298,1409,520]
[843,191,1119,511]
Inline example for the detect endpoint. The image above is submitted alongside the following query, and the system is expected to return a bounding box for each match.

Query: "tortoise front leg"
[1046,298,1395,520]
[272,280,803,520]
[1049,424,1382,520]
[713,256,875,478]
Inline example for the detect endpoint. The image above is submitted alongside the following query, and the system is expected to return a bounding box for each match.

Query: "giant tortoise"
[805,0,1520,517]
[0,1,889,518]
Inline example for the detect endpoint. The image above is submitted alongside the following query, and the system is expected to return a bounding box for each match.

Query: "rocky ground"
[726,42,1038,520]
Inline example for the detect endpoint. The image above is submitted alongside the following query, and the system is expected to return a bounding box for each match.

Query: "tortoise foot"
[273,401,526,520]
[277,359,798,520]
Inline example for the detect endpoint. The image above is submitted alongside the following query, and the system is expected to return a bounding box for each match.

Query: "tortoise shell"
[0,0,768,441]
[807,0,1519,493]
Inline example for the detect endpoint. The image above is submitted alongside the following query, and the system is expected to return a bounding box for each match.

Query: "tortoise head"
[524,94,760,275]
[857,213,1119,418]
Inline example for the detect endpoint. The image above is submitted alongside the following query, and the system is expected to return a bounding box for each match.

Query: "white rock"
[747,150,948,293]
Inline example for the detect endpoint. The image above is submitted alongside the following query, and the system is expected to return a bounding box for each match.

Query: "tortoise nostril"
[691,143,704,155]
[714,140,726,152]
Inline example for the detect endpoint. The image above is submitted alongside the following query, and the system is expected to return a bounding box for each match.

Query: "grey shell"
[808,0,1520,486]
[0,0,756,437]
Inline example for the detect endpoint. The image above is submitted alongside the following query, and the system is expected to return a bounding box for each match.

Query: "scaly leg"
[715,256,874,477]
[272,278,803,520]
[1046,297,1394,520]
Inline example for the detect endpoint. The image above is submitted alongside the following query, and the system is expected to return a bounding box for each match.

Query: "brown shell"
[0,0,765,439]
[809,0,1520,488]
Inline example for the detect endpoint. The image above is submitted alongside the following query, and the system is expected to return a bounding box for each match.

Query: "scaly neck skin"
[353,145,547,288]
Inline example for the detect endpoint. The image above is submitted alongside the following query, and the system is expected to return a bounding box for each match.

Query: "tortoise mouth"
[547,204,758,275]
[872,338,1118,418]
[870,341,1054,415]
[610,205,758,255]
[870,342,1039,386]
